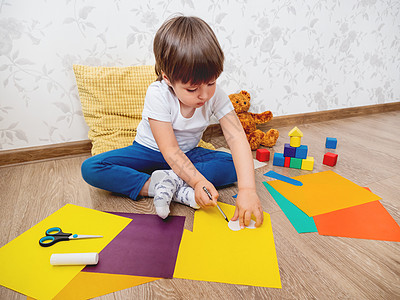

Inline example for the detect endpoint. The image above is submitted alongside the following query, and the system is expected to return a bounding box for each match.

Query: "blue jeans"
[81,141,237,200]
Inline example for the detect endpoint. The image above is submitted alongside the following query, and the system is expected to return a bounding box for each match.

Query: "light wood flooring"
[1,110,399,299]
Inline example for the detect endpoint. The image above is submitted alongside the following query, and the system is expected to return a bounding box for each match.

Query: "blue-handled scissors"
[39,227,103,247]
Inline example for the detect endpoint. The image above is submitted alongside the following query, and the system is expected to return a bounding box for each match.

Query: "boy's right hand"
[194,181,218,208]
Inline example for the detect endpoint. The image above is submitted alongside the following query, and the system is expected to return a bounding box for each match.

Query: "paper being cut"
[228,219,256,231]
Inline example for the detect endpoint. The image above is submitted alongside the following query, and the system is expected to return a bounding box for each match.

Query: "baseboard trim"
[202,101,400,140]
[0,140,92,167]
[1,102,399,167]
[267,101,400,127]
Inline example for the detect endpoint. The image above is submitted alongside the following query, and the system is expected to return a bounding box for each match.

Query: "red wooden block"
[284,156,291,168]
[323,152,338,166]
[256,149,270,162]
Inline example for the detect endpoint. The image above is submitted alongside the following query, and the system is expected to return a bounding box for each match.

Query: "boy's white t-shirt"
[135,80,234,153]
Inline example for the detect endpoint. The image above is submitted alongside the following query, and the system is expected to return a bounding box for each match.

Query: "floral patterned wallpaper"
[1,0,399,150]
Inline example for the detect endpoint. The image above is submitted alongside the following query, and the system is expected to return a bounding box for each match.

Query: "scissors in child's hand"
[39,227,103,247]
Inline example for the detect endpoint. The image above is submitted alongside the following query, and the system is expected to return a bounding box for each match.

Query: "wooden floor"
[1,111,399,299]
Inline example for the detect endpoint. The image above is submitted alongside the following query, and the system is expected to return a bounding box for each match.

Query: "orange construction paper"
[268,171,381,216]
[27,272,158,300]
[314,200,400,242]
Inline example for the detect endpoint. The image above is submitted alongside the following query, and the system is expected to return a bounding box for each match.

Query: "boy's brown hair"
[153,16,224,85]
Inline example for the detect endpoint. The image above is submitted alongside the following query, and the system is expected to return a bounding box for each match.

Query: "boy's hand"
[231,189,264,229]
[194,180,218,208]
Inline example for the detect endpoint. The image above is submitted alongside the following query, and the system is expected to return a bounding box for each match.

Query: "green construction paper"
[263,182,317,233]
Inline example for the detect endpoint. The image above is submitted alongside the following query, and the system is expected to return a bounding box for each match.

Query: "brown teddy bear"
[228,90,279,150]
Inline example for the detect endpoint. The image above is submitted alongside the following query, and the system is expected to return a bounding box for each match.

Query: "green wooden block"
[290,157,302,169]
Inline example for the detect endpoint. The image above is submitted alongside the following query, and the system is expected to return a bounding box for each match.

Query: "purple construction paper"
[83,212,185,278]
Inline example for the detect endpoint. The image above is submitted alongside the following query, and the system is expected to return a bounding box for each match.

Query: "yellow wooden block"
[290,136,301,147]
[301,156,314,170]
[288,126,303,137]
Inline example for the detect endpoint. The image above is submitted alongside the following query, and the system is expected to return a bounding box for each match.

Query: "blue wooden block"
[295,145,308,159]
[284,143,296,157]
[326,137,337,149]
[273,153,285,167]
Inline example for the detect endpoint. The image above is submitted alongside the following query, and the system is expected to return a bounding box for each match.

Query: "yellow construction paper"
[0,204,131,300]
[27,272,159,300]
[173,202,281,288]
[268,171,381,216]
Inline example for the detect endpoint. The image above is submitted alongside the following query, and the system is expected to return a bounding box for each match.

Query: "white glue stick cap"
[50,252,99,266]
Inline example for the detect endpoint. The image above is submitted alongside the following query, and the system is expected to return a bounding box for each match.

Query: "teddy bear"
[228,90,279,150]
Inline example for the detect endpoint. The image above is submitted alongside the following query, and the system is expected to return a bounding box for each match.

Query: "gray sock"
[173,183,200,209]
[152,170,185,219]
[148,170,167,197]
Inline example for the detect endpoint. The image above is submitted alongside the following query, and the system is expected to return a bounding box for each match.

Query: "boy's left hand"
[231,189,264,229]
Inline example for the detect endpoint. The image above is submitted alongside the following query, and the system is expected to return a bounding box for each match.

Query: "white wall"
[1,0,399,150]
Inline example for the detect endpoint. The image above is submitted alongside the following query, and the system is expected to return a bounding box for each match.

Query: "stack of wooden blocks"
[272,127,314,171]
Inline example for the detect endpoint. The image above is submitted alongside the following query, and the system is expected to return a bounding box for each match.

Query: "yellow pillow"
[73,64,157,155]
[73,64,215,156]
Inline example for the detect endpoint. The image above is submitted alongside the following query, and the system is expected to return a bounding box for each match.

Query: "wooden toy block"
[301,156,314,170]
[284,143,296,157]
[325,137,337,149]
[284,157,291,168]
[288,126,303,137]
[256,148,270,162]
[290,136,301,147]
[273,153,285,167]
[295,145,308,159]
[290,157,302,169]
[323,152,338,166]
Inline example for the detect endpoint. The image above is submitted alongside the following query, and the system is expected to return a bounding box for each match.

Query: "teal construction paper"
[263,181,317,233]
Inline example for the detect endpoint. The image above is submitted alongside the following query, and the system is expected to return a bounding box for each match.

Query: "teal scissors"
[39,227,102,247]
